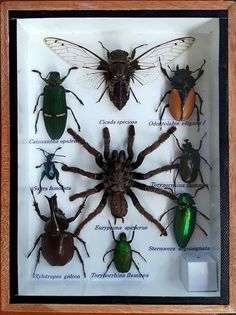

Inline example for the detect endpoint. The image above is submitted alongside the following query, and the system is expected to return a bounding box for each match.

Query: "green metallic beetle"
[103,221,146,277]
[32,67,83,140]
[159,187,210,248]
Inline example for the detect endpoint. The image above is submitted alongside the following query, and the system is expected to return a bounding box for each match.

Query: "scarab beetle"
[172,133,212,188]
[156,59,206,129]
[159,187,210,248]
[103,221,146,277]
[33,67,83,139]
[36,147,65,194]
[28,189,89,277]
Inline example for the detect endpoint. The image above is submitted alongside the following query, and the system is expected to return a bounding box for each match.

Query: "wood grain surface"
[1,0,236,314]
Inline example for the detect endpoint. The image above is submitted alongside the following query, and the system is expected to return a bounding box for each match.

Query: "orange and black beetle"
[156,59,206,130]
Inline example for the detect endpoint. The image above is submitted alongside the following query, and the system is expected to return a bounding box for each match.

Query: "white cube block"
[181,253,218,292]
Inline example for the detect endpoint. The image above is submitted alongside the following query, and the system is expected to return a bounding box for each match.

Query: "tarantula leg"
[74,192,108,235]
[132,181,177,201]
[127,125,135,161]
[70,183,104,201]
[62,165,103,180]
[133,164,179,180]
[131,126,177,169]
[103,127,110,161]
[67,128,104,168]
[127,189,167,236]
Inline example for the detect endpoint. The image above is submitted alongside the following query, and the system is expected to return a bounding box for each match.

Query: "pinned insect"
[27,189,89,277]
[159,186,210,248]
[44,37,195,110]
[33,67,83,139]
[103,221,146,277]
[62,125,178,236]
[172,133,212,188]
[156,59,206,129]
[36,147,65,194]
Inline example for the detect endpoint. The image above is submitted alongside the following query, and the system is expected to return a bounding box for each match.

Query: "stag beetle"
[36,147,65,194]
[156,59,206,130]
[27,189,89,277]
[172,133,212,188]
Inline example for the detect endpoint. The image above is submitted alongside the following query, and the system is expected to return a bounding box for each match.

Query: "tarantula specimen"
[62,126,178,236]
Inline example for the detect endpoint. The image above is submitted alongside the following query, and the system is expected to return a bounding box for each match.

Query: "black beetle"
[27,189,89,277]
[36,147,65,194]
[156,59,206,130]
[33,67,83,139]
[172,133,212,188]
[103,221,146,277]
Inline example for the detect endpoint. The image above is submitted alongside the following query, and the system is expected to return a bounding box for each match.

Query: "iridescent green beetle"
[160,187,210,248]
[103,221,146,277]
[32,67,83,140]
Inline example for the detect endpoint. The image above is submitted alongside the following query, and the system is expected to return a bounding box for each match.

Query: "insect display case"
[1,1,236,314]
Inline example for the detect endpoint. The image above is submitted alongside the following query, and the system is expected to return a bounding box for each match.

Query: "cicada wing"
[44,37,108,89]
[130,37,195,85]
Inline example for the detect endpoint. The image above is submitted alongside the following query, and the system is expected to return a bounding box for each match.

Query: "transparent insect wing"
[44,37,106,70]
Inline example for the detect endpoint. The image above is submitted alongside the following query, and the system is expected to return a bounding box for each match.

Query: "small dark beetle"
[36,147,65,194]
[103,221,146,277]
[33,67,83,139]
[156,59,206,130]
[28,189,89,277]
[172,133,212,188]
[160,186,210,248]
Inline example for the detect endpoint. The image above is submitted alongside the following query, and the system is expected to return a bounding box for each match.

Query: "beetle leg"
[132,181,177,201]
[67,106,81,132]
[128,225,137,243]
[34,108,43,133]
[196,223,208,236]
[198,169,209,190]
[103,259,114,277]
[131,126,176,169]
[32,70,47,82]
[200,156,212,170]
[197,132,207,151]
[32,247,42,277]
[70,183,105,201]
[131,259,144,279]
[195,92,203,114]
[96,86,109,103]
[159,59,172,80]
[159,104,169,130]
[74,235,90,257]
[38,170,46,194]
[108,220,118,242]
[33,93,44,113]
[74,192,108,235]
[197,210,210,221]
[61,67,78,82]
[65,90,84,105]
[159,206,175,221]
[127,189,167,236]
[172,134,184,151]
[194,104,201,132]
[67,128,104,168]
[132,250,147,262]
[74,246,86,278]
[155,90,171,112]
[27,234,44,258]
[62,165,103,180]
[133,164,179,180]
[103,249,115,262]
[173,168,180,189]
[54,168,65,193]
[68,198,87,223]
[130,87,141,104]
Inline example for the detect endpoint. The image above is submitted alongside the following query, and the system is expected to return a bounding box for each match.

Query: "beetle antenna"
[36,148,49,157]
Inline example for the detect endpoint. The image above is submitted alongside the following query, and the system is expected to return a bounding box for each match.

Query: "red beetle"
[156,59,206,130]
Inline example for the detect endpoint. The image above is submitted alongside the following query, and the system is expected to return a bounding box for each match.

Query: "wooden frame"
[1,0,236,313]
